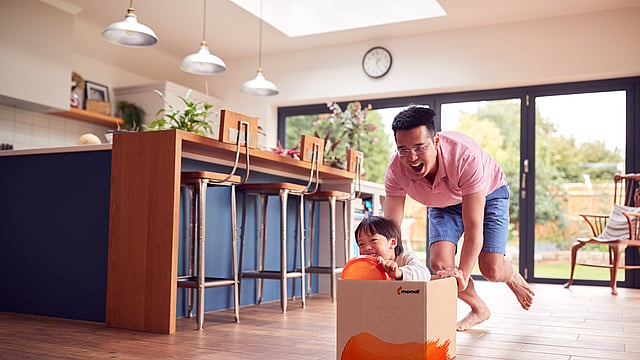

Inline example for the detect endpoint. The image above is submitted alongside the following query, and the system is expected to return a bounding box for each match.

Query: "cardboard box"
[219,109,258,148]
[337,277,457,360]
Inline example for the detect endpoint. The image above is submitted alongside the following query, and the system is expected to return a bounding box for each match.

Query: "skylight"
[230,0,447,38]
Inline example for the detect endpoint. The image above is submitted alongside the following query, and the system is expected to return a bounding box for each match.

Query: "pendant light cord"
[202,0,207,42]
[258,0,263,69]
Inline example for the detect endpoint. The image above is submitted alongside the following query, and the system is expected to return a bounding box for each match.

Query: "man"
[383,106,534,331]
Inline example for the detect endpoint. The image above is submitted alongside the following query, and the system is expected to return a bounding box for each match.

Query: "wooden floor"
[2,282,640,359]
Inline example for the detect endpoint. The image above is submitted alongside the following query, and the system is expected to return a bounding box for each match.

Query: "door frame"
[277,76,640,288]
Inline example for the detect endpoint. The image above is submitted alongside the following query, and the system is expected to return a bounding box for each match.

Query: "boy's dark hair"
[354,216,404,257]
[391,106,437,138]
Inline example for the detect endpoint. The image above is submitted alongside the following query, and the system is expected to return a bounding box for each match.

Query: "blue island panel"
[0,151,320,323]
[0,150,111,322]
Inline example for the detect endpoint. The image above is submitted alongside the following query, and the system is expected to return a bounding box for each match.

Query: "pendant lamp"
[241,0,279,96]
[102,0,158,47]
[180,0,226,75]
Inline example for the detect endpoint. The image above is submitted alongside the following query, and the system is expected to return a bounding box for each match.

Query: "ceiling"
[55,0,639,83]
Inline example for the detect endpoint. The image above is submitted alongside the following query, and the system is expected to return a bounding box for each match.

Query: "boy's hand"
[377,256,402,280]
[437,268,467,291]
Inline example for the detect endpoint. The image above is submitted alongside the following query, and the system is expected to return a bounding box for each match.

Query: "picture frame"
[85,81,110,102]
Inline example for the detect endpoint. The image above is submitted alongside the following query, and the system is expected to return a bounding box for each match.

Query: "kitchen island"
[107,129,355,334]
[0,129,382,335]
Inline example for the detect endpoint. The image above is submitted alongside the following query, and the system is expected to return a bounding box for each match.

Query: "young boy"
[355,216,431,281]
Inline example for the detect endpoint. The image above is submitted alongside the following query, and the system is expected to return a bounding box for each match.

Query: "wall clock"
[362,46,392,78]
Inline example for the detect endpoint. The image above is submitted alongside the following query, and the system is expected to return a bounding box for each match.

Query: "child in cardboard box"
[355,216,431,281]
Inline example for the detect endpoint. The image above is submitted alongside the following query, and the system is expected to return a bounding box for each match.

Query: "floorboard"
[1,282,639,359]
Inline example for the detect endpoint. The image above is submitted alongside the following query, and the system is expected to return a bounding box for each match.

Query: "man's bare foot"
[457,307,490,331]
[506,272,535,310]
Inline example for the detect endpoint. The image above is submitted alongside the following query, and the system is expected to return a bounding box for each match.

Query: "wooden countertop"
[115,129,356,181]
[0,130,356,182]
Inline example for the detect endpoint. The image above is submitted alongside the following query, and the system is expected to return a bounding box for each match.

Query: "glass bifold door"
[279,77,638,288]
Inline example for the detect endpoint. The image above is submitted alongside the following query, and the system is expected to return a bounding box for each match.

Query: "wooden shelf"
[52,108,123,129]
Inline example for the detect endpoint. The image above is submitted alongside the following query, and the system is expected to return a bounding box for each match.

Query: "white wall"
[2,5,639,149]
[208,8,640,148]
[0,104,111,149]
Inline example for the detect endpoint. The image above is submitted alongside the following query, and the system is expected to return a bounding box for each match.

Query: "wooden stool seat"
[182,171,241,184]
[307,190,351,200]
[240,182,307,192]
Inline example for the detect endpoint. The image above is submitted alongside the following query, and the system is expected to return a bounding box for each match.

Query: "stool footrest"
[177,276,237,289]
[305,266,344,275]
[241,270,305,280]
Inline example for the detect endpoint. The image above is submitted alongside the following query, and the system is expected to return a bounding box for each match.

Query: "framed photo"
[85,81,109,102]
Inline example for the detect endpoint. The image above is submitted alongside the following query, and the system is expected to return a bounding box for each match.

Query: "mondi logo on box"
[396,286,420,295]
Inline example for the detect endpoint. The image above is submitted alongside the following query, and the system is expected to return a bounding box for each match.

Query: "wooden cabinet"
[1,0,74,112]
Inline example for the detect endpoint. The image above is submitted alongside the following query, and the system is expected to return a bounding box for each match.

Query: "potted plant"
[115,101,145,132]
[147,89,215,136]
[313,101,377,169]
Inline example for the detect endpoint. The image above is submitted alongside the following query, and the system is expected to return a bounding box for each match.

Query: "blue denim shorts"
[428,184,510,254]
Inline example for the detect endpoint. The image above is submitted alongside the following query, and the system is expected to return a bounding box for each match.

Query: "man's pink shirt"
[385,131,507,207]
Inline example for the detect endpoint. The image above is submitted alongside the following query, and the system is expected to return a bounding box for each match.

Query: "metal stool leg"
[298,193,306,308]
[196,180,207,330]
[186,184,197,318]
[258,194,268,304]
[279,190,289,313]
[306,200,315,296]
[292,204,299,302]
[328,196,337,303]
[230,185,240,322]
[238,191,248,307]
[342,198,349,264]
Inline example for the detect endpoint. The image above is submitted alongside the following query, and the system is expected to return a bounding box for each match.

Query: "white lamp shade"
[241,69,279,96]
[102,10,158,47]
[180,42,226,75]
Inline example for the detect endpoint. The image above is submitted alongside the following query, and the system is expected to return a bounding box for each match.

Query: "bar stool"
[238,138,321,313]
[303,149,363,302]
[178,119,251,330]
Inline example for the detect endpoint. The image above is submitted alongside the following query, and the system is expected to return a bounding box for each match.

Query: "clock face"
[362,47,392,78]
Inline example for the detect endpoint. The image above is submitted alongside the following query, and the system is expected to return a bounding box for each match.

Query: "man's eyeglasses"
[396,144,429,157]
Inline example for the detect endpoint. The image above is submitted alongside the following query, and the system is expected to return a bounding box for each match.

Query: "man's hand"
[377,256,402,280]
[437,268,468,291]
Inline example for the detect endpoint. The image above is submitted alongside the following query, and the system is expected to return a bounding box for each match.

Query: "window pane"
[534,91,626,280]
[441,99,522,275]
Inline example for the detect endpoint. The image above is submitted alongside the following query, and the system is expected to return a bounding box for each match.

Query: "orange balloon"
[341,256,390,280]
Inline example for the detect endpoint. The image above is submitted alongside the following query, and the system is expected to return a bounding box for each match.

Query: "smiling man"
[383,105,535,331]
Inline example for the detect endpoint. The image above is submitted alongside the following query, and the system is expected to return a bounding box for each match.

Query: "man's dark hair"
[355,216,404,257]
[391,106,437,138]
